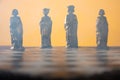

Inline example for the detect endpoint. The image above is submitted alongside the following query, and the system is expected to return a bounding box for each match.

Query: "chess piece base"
[10,46,25,51]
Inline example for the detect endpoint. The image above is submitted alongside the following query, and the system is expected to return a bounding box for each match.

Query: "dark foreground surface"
[0,46,120,80]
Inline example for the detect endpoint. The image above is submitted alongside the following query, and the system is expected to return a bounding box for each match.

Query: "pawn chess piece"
[96,9,109,50]
[10,9,24,51]
[39,8,52,48]
[64,5,78,48]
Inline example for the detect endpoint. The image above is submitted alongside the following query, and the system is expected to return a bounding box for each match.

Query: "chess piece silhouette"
[64,5,78,48]
[96,9,108,50]
[39,8,52,48]
[10,9,24,51]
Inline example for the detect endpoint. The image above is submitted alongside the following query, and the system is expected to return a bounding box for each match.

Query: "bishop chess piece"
[64,5,78,48]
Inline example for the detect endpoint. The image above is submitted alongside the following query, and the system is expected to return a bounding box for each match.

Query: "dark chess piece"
[10,9,24,51]
[64,5,78,48]
[96,9,109,50]
[39,8,52,48]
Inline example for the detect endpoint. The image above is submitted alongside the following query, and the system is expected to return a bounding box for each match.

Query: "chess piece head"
[68,5,75,14]
[99,9,105,16]
[43,8,49,16]
[12,9,18,16]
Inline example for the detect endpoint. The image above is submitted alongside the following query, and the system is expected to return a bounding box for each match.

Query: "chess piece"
[96,9,108,50]
[64,5,78,48]
[39,8,52,48]
[10,9,24,51]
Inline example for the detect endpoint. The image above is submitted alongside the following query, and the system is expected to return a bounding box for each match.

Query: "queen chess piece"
[10,9,24,51]
[39,8,52,48]
[96,9,109,50]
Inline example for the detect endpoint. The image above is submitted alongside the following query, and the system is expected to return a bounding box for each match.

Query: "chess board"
[0,46,120,78]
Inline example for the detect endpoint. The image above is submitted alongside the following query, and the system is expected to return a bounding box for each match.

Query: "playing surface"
[0,46,120,78]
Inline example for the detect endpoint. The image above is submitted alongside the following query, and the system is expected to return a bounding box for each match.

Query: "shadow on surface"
[0,70,120,80]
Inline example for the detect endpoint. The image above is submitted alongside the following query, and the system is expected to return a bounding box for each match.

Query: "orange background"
[0,0,120,47]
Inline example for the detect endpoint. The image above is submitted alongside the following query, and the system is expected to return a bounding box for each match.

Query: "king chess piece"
[39,8,52,48]
[10,9,24,51]
[64,5,78,48]
[96,9,109,50]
